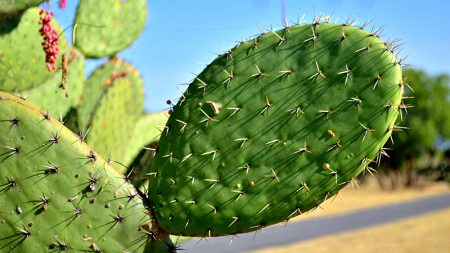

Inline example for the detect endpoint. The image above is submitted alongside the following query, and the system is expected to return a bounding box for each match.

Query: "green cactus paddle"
[0,92,173,252]
[77,58,144,172]
[74,0,147,58]
[149,22,404,236]
[123,111,169,167]
[23,48,85,119]
[0,7,67,92]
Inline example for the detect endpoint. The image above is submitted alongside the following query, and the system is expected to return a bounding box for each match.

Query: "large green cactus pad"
[150,23,404,236]
[0,92,150,252]
[0,0,45,14]
[0,7,67,91]
[24,49,85,118]
[74,0,147,58]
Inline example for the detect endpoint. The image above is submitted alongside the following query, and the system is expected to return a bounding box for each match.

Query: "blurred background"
[46,0,450,252]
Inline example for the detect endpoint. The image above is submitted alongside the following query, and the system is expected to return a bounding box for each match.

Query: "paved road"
[180,193,450,253]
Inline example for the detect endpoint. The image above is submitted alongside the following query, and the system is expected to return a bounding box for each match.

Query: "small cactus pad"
[24,49,85,118]
[0,0,45,14]
[0,92,151,252]
[150,23,404,236]
[74,0,147,58]
[123,111,169,167]
[0,7,67,91]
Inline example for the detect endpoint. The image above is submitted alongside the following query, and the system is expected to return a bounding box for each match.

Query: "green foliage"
[381,69,450,185]
[150,23,403,236]
[403,69,450,143]
[389,68,450,156]
[74,0,148,58]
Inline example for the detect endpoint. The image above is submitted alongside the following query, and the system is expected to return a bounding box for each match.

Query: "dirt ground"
[248,180,450,253]
[249,207,450,253]
[291,179,450,222]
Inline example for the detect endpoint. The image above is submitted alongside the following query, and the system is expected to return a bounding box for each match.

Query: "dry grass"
[175,181,449,246]
[248,207,450,253]
[290,179,449,222]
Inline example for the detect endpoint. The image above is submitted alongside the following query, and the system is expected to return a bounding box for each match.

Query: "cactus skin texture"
[74,0,147,58]
[0,0,45,14]
[123,111,169,167]
[77,58,142,129]
[149,22,404,236]
[0,7,67,91]
[124,112,169,189]
[124,112,169,190]
[0,92,178,252]
[23,48,85,118]
[129,144,158,190]
[77,58,144,172]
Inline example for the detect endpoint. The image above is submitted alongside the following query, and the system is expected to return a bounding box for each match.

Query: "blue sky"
[49,0,450,112]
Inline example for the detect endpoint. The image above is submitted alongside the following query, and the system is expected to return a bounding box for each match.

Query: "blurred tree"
[377,69,450,188]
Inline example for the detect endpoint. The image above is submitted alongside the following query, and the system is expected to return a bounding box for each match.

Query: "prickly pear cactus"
[0,7,67,91]
[0,0,45,14]
[122,112,169,189]
[77,58,143,171]
[129,145,157,190]
[74,0,147,58]
[77,58,142,128]
[149,22,404,236]
[22,48,85,118]
[0,92,173,252]
[123,111,169,167]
